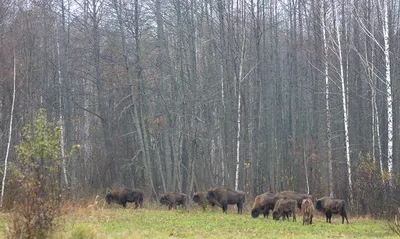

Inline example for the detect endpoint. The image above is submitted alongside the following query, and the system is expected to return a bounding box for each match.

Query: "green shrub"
[7,110,67,238]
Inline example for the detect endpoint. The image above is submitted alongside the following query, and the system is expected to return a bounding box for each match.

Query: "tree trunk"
[321,0,334,197]
[331,0,353,205]
[382,0,393,184]
[0,47,16,209]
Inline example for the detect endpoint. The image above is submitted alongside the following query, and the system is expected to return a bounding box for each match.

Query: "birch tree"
[381,0,393,184]
[331,0,353,205]
[0,47,16,209]
[234,1,246,191]
[321,0,334,197]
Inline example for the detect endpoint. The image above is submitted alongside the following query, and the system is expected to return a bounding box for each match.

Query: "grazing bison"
[206,188,245,214]
[279,191,313,209]
[251,192,285,218]
[316,197,349,224]
[105,186,143,208]
[301,198,315,225]
[272,198,297,222]
[193,192,211,211]
[160,192,187,210]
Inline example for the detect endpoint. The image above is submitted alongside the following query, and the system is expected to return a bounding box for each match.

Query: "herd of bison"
[105,187,349,225]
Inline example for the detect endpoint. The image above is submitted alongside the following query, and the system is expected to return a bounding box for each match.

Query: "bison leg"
[134,200,139,209]
[341,211,349,224]
[293,211,296,222]
[237,203,243,214]
[326,212,332,223]
[222,204,228,213]
[310,215,313,225]
[263,209,269,218]
[168,204,173,210]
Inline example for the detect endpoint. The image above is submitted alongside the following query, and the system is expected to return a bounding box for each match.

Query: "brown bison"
[193,191,212,211]
[251,192,285,218]
[206,188,245,214]
[316,197,349,224]
[160,192,187,210]
[279,191,313,209]
[105,186,143,208]
[301,198,315,225]
[272,198,297,222]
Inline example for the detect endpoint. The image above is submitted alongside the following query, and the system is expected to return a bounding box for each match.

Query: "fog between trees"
[0,0,399,216]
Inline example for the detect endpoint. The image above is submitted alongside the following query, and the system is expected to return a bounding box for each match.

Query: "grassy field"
[0,204,397,238]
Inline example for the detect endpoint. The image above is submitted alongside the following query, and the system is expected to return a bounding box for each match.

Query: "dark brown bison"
[301,198,315,225]
[206,188,245,214]
[279,191,313,209]
[251,192,285,218]
[159,192,187,210]
[272,198,297,222]
[105,186,143,208]
[316,197,349,224]
[193,191,212,211]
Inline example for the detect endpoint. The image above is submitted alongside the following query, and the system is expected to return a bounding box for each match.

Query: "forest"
[0,0,399,217]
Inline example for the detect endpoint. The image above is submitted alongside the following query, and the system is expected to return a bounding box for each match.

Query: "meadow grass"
[0,204,397,238]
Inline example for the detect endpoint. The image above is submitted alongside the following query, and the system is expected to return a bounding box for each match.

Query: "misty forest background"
[0,0,400,217]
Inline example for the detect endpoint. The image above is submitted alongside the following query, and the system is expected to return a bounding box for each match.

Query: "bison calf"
[160,192,187,210]
[105,186,143,208]
[316,197,349,224]
[301,198,315,225]
[251,192,285,218]
[279,191,313,209]
[206,188,245,214]
[272,198,297,222]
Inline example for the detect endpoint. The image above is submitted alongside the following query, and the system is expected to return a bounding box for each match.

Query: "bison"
[159,192,187,210]
[272,198,297,222]
[193,191,212,211]
[301,198,315,225]
[206,188,245,214]
[251,192,285,218]
[279,191,313,209]
[316,197,349,224]
[105,186,143,208]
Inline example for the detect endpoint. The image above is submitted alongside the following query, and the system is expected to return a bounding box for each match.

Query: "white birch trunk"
[332,0,353,205]
[375,99,384,177]
[382,0,393,183]
[220,60,226,188]
[303,138,310,194]
[0,48,16,209]
[321,1,334,197]
[56,24,69,187]
[235,89,242,190]
[219,134,225,187]
[234,7,246,190]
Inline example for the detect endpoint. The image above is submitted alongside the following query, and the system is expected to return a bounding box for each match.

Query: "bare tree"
[0,46,15,209]
[321,0,334,197]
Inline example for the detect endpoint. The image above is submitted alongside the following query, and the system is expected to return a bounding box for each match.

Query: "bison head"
[159,194,170,205]
[105,193,113,204]
[193,193,201,203]
[251,208,260,218]
[206,191,216,201]
[315,200,323,212]
[272,211,280,220]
